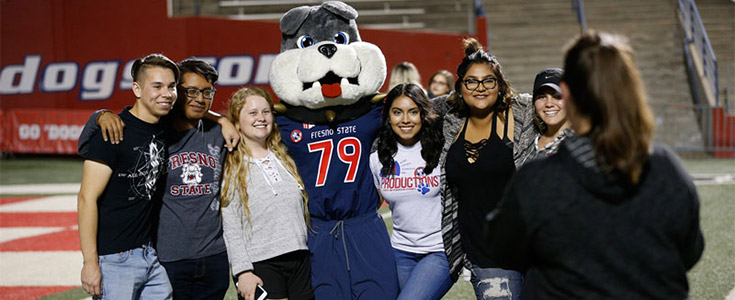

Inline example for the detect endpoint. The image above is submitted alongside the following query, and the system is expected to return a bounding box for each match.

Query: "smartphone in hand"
[235,282,268,300]
[255,284,268,300]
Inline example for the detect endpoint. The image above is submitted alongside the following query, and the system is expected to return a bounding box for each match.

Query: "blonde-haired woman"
[221,87,313,300]
[389,61,423,91]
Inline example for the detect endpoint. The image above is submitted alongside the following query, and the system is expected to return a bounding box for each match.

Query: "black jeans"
[160,251,230,300]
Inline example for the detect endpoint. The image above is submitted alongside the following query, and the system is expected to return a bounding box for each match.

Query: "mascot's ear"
[280,5,312,35]
[322,1,358,20]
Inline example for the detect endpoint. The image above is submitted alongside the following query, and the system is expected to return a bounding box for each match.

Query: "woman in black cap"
[517,68,574,166]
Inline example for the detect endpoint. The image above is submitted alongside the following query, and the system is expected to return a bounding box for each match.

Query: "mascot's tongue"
[321,83,342,98]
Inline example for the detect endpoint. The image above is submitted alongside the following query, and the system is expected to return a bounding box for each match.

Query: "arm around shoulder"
[206,110,239,152]
[78,109,125,157]
[96,110,125,144]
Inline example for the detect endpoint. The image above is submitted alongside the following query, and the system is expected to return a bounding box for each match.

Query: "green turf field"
[688,184,735,300]
[1,156,732,299]
[0,156,83,185]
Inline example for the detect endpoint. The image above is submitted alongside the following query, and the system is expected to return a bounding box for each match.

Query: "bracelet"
[94,109,113,124]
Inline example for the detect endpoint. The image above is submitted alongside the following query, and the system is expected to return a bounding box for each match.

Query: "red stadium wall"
[712,108,735,158]
[0,0,467,154]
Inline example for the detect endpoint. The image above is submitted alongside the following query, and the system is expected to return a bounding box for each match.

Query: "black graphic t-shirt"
[83,108,167,255]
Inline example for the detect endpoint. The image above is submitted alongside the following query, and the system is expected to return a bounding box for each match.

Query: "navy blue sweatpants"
[308,211,399,300]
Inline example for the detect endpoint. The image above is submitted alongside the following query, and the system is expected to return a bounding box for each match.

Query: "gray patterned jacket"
[517,127,575,167]
[435,92,536,280]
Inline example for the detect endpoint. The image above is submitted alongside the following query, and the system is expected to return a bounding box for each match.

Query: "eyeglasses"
[182,86,216,99]
[463,78,497,91]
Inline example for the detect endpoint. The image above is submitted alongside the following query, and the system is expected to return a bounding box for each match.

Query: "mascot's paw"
[270,1,387,112]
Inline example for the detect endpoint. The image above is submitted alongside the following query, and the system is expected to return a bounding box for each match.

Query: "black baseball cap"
[533,68,563,97]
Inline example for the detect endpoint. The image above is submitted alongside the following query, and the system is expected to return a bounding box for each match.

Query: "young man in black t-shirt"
[77,53,179,300]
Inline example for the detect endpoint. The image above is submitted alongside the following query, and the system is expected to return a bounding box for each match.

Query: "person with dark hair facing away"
[485,30,705,299]
[516,68,574,166]
[77,53,179,299]
[427,70,454,99]
[438,38,536,300]
[369,83,450,300]
[81,57,234,299]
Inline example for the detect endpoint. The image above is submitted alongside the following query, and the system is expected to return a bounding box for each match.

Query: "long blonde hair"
[220,87,310,225]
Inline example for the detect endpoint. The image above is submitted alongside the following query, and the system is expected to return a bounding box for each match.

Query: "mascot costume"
[270,1,399,299]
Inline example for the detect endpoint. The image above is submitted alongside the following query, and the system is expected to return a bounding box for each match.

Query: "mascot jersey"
[277,106,381,221]
[278,106,399,300]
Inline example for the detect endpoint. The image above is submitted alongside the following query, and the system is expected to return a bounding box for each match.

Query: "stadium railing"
[571,0,587,33]
[678,0,719,106]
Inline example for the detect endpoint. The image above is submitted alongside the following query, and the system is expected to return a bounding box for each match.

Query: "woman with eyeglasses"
[427,70,454,99]
[437,38,535,300]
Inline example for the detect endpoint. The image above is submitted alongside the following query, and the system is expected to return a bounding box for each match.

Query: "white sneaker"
[461,267,471,281]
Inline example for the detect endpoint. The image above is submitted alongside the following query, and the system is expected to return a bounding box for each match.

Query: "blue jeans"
[160,251,229,300]
[470,265,523,300]
[393,248,453,300]
[98,243,172,300]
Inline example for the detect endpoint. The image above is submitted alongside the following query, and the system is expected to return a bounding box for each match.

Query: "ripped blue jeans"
[470,265,523,300]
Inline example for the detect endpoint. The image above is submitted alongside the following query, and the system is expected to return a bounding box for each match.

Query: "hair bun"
[462,38,483,56]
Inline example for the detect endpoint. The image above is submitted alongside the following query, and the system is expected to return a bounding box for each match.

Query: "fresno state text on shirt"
[310,125,358,139]
[168,151,219,196]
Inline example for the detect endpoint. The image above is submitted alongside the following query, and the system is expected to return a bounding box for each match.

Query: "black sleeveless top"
[445,108,516,268]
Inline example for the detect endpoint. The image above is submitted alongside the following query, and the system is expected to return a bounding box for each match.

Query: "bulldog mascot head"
[270,1,386,123]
